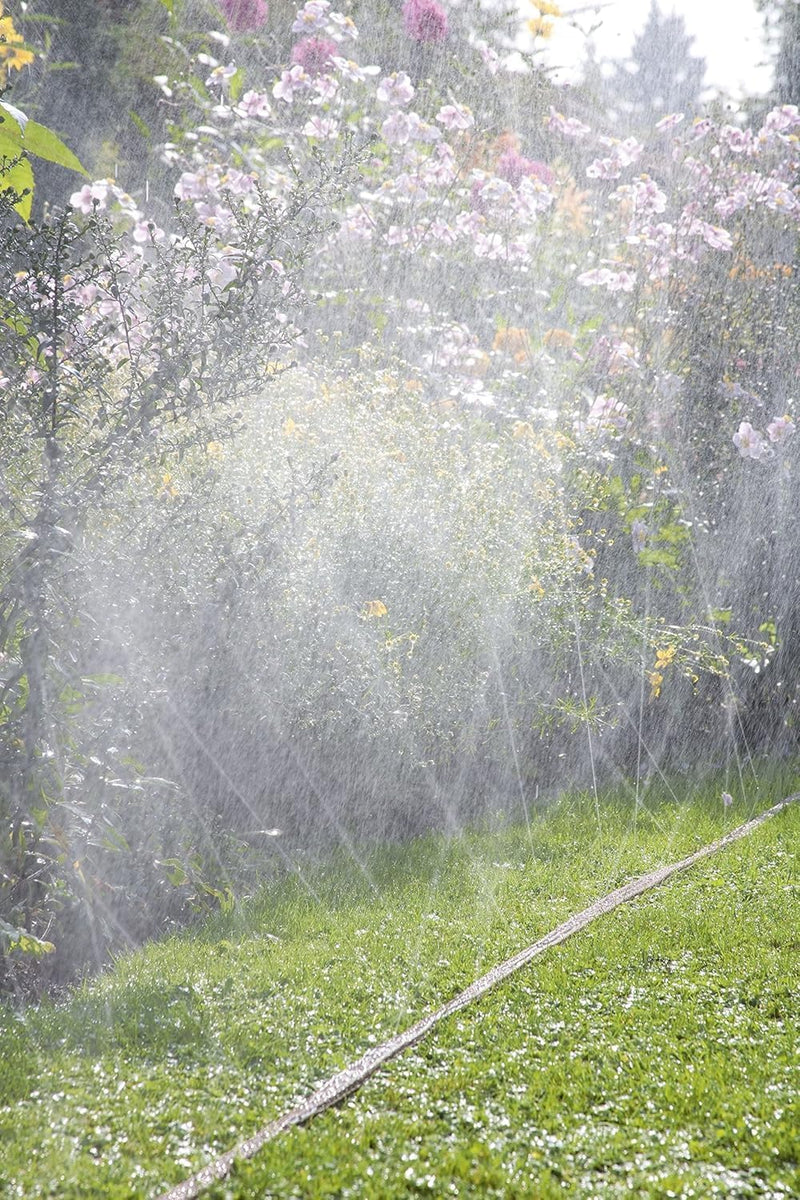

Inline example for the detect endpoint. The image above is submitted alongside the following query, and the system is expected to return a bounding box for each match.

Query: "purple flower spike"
[403,0,448,44]
[291,36,338,76]
[220,0,268,33]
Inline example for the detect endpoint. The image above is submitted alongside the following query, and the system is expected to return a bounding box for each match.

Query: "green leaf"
[23,120,88,176]
[0,918,55,956]
[159,857,188,886]
[638,547,680,569]
[0,297,31,338]
[657,521,689,546]
[0,154,34,221]
[0,103,25,149]
[129,109,152,140]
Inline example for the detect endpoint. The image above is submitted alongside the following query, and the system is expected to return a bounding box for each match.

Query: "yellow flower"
[282,416,305,438]
[159,472,179,499]
[648,670,663,700]
[363,600,388,618]
[655,645,676,667]
[531,0,562,14]
[0,5,35,87]
[528,17,554,38]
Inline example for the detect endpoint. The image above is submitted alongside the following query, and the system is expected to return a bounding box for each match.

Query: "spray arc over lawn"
[0,0,799,1193]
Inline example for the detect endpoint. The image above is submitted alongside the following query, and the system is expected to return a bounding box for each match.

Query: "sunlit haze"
[542,0,773,98]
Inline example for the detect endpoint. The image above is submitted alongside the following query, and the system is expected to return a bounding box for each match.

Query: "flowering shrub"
[2,0,799,985]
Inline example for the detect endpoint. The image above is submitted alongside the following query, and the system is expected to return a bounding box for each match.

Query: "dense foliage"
[1,0,799,990]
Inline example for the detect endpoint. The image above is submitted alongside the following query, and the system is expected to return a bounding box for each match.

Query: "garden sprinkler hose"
[157,793,799,1200]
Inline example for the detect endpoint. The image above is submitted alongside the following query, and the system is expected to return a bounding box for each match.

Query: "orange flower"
[543,327,575,350]
[493,326,532,361]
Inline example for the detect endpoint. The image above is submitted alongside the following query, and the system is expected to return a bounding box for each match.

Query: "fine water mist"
[1,0,798,997]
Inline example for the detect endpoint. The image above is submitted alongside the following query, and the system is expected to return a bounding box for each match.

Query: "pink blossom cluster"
[402,0,448,44]
[219,0,268,33]
[291,36,337,76]
[586,137,644,181]
[57,3,800,455]
[733,416,795,460]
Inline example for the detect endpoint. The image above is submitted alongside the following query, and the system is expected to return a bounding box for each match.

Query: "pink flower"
[691,220,733,252]
[237,89,271,118]
[655,112,685,132]
[302,114,339,139]
[767,415,795,444]
[291,36,337,75]
[436,103,474,131]
[70,182,111,213]
[220,0,268,32]
[273,64,309,102]
[547,107,590,138]
[292,2,330,35]
[761,104,800,136]
[576,266,636,293]
[377,72,415,106]
[402,0,448,44]
[586,394,630,434]
[496,150,554,188]
[719,124,753,154]
[732,421,767,460]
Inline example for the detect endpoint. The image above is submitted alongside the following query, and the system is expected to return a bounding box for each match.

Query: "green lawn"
[1,778,798,1198]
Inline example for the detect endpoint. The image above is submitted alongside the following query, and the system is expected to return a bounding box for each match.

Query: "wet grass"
[1,774,798,1198]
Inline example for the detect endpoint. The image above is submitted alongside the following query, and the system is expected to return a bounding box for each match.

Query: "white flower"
[767,415,795,444]
[132,219,165,244]
[273,65,309,103]
[547,106,590,138]
[436,103,474,131]
[655,112,685,132]
[377,72,415,106]
[292,1,330,34]
[70,181,111,213]
[733,421,767,460]
[302,115,339,139]
[207,248,240,290]
[206,62,237,89]
[327,12,358,40]
[237,90,271,119]
[330,56,379,83]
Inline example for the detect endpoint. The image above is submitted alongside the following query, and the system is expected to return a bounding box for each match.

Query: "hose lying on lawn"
[157,794,798,1200]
